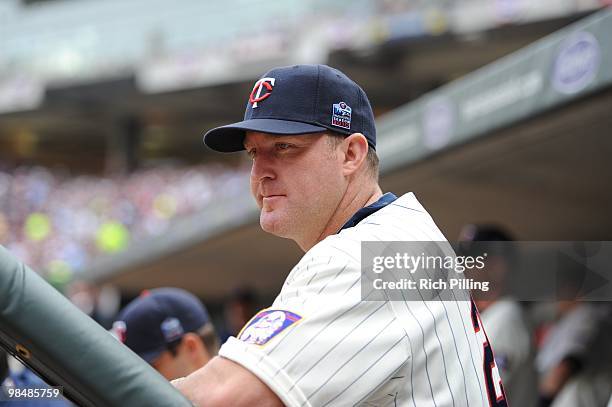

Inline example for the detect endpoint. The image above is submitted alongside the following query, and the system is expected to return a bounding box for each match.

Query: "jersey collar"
[339,192,398,232]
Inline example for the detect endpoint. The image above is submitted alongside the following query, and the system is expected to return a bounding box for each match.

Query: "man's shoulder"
[338,192,444,242]
[289,192,445,278]
[300,235,361,267]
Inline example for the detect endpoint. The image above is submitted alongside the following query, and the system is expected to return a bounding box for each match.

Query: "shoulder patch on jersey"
[238,309,302,346]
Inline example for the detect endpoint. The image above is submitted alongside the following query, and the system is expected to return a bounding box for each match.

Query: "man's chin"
[259,212,290,238]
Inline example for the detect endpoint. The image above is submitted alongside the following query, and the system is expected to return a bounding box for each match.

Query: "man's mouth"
[261,194,285,205]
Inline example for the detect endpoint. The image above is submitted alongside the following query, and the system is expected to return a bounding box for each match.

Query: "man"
[174,64,506,406]
[111,287,220,380]
[459,224,538,407]
[536,300,612,407]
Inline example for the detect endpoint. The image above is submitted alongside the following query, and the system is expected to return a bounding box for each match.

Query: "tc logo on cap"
[249,77,276,108]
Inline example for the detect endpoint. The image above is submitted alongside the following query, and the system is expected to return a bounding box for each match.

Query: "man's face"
[244,132,346,245]
[152,349,193,381]
[151,335,211,380]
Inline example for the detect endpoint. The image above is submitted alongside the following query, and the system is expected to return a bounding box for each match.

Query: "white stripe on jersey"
[219,193,504,406]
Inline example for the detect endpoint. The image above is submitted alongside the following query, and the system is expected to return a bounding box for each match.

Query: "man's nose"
[250,152,276,182]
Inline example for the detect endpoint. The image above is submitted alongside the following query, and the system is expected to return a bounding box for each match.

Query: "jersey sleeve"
[218,242,409,407]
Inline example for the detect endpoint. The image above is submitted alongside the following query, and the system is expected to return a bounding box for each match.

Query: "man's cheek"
[249,182,261,206]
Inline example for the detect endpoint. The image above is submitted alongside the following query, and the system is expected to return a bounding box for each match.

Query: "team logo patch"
[249,77,275,108]
[161,317,184,342]
[331,101,351,129]
[238,309,301,346]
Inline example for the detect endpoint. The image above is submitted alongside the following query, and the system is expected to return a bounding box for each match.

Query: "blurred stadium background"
[2,0,612,405]
[1,0,611,327]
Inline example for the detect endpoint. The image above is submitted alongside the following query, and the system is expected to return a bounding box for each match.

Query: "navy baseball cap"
[111,288,211,363]
[203,64,376,152]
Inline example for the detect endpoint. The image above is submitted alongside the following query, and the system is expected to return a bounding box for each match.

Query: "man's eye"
[276,143,292,150]
[246,149,256,159]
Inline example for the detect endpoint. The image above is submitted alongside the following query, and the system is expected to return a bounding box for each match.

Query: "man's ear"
[342,133,369,176]
[181,333,210,359]
[181,333,198,352]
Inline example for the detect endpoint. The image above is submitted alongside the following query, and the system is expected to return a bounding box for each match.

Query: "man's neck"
[298,183,383,252]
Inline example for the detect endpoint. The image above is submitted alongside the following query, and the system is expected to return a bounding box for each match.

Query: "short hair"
[197,323,220,356]
[326,131,379,180]
[167,323,220,357]
[457,224,517,267]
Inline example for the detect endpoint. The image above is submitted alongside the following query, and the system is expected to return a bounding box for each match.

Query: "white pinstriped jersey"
[219,193,506,406]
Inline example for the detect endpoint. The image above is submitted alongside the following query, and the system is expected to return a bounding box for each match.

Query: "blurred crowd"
[458,225,612,407]
[0,163,249,279]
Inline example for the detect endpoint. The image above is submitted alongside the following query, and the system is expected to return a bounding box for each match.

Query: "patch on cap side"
[161,317,184,342]
[238,309,302,346]
[331,101,351,129]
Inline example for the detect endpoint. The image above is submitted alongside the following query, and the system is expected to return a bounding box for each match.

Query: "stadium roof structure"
[0,5,590,172]
[86,8,612,299]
